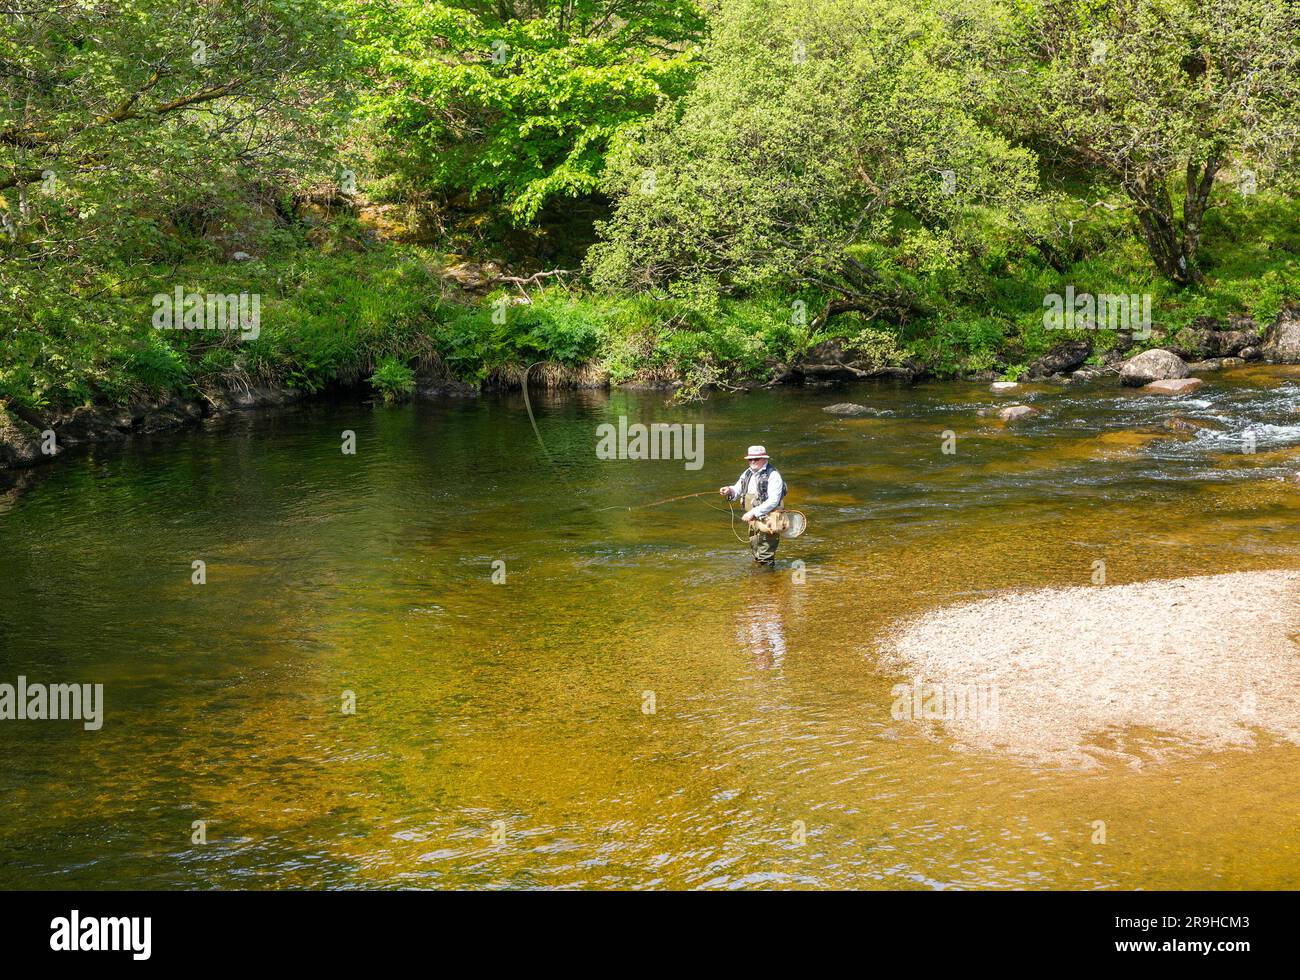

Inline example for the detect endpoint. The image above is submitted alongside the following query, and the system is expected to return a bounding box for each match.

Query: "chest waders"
[738,465,784,563]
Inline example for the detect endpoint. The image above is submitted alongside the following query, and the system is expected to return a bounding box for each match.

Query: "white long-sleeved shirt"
[729,464,785,518]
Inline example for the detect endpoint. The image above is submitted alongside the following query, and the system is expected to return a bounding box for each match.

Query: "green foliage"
[589,0,1037,319]
[843,327,906,370]
[129,336,190,395]
[369,356,416,403]
[2,0,1299,418]
[908,314,1009,376]
[1008,0,1300,284]
[351,0,704,222]
[0,1,354,271]
[510,294,604,363]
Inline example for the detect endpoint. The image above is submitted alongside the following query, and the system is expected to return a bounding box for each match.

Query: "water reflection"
[736,571,789,670]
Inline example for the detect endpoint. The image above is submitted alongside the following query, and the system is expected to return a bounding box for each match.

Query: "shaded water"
[1,366,1298,889]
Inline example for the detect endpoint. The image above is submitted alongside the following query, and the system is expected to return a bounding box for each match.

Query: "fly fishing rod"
[605,488,808,543]
[597,490,717,512]
[601,489,749,542]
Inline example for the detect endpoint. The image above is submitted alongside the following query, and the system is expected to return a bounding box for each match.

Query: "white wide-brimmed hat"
[744,445,769,459]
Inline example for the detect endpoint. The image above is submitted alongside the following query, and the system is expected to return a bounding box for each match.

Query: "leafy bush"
[369,356,416,403]
[129,336,190,395]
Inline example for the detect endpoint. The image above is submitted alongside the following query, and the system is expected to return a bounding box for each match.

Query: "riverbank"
[4,206,1300,476]
[3,294,1299,475]
[4,186,1299,405]
[885,571,1300,770]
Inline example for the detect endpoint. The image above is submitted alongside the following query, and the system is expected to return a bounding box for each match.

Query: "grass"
[2,189,1297,414]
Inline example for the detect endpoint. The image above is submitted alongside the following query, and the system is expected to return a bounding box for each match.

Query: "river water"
[1,366,1298,889]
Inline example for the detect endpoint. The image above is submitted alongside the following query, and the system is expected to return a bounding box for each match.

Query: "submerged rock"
[822,402,874,416]
[1120,349,1189,386]
[989,382,1020,393]
[1187,357,1247,372]
[1143,377,1204,395]
[1164,416,1207,435]
[998,404,1039,422]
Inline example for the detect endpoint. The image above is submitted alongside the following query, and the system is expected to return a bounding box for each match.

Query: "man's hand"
[741,510,756,523]
[719,486,734,498]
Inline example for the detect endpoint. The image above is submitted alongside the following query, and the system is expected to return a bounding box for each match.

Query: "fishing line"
[520,360,555,465]
[519,360,603,516]
[711,498,750,544]
[519,366,761,543]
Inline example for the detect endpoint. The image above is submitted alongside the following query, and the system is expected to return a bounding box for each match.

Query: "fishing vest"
[738,464,786,507]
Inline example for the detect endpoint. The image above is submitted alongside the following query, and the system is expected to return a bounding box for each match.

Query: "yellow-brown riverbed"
[1,366,1297,888]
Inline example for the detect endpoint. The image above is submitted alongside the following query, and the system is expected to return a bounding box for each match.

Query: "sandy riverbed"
[884,571,1300,769]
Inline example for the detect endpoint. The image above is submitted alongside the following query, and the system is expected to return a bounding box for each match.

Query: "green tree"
[587,0,1037,328]
[1008,0,1300,285]
[350,0,704,222]
[0,0,353,409]
[1,0,352,264]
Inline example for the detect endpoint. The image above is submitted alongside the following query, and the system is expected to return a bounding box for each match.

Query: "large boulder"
[1168,316,1263,360]
[1168,325,1215,361]
[1120,348,1189,387]
[1262,309,1300,363]
[1069,368,1107,383]
[1026,339,1092,380]
[1219,328,1264,356]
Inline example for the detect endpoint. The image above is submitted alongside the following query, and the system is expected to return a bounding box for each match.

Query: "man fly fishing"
[720,446,787,565]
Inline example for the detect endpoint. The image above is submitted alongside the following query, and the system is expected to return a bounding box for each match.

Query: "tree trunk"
[1181,150,1221,276]
[1128,173,1196,285]
[1124,152,1220,287]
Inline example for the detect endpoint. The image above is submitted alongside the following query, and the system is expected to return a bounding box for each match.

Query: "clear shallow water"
[1,366,1298,889]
